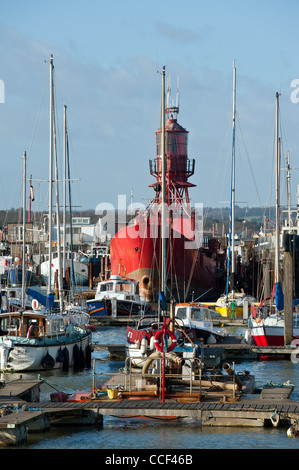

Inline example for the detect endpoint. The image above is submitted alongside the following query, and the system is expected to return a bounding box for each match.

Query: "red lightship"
[110,90,225,303]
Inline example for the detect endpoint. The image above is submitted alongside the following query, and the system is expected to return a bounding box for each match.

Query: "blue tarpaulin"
[275,282,284,311]
[27,288,54,310]
[159,292,167,311]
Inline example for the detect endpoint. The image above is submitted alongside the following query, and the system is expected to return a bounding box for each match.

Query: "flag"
[30,184,35,201]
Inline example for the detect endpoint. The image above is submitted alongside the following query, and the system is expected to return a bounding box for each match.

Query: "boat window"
[1,317,20,329]
[51,318,65,334]
[116,283,133,293]
[191,309,203,321]
[101,283,113,292]
[203,309,211,321]
[176,308,186,319]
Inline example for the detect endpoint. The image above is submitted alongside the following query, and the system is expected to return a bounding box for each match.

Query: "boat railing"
[6,325,18,336]
[89,358,240,400]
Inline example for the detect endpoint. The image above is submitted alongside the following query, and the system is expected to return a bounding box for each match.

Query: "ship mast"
[48,54,54,297]
[21,151,26,311]
[161,66,167,303]
[231,60,236,296]
[275,92,280,286]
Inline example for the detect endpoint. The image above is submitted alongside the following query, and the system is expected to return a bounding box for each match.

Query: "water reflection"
[6,327,299,449]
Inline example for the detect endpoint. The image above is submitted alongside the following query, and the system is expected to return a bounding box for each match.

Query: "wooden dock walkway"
[0,374,298,446]
[0,396,298,446]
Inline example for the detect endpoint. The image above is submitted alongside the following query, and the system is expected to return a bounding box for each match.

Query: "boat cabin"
[0,312,66,338]
[95,275,139,300]
[174,303,213,328]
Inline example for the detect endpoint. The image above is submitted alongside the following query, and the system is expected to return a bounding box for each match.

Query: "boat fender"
[56,347,64,363]
[287,424,299,438]
[270,411,280,428]
[206,334,217,344]
[149,335,155,350]
[85,344,92,369]
[62,346,70,371]
[244,329,252,344]
[41,352,55,370]
[73,344,80,371]
[79,345,85,370]
[140,337,148,354]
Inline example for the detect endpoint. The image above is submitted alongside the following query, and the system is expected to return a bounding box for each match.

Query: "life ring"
[154,328,177,353]
[32,299,39,309]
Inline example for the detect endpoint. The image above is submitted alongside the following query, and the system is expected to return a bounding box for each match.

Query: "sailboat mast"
[275,92,280,284]
[21,151,26,310]
[63,105,67,278]
[286,150,291,228]
[231,60,236,295]
[161,66,167,301]
[53,97,63,310]
[48,54,54,296]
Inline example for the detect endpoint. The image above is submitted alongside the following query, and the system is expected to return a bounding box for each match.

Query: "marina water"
[8,325,299,450]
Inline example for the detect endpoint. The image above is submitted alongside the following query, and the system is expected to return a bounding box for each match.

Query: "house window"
[14,226,23,241]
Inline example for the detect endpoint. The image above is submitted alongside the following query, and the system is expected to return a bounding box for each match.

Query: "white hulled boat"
[87,275,152,317]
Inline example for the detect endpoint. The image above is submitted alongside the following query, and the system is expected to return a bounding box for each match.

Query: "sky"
[1,0,299,220]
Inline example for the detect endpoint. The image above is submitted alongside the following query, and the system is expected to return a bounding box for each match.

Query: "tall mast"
[53,94,63,310]
[28,175,32,223]
[63,104,67,278]
[21,151,26,310]
[275,92,280,284]
[231,60,236,296]
[48,54,54,296]
[286,150,291,228]
[161,66,167,303]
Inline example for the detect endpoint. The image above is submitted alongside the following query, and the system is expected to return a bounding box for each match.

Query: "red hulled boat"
[110,86,225,303]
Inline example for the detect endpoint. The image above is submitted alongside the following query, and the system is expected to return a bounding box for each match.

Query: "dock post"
[243,299,248,320]
[111,299,117,317]
[283,249,293,345]
[0,424,27,447]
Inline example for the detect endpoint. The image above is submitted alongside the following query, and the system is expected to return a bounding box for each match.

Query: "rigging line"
[3,164,23,228]
[27,71,48,160]
[52,68,63,179]
[236,114,262,207]
[169,228,181,303]
[267,122,276,221]
[203,111,231,226]
[65,122,83,216]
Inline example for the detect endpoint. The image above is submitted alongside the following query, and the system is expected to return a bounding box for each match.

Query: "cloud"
[0,22,297,215]
[155,21,207,44]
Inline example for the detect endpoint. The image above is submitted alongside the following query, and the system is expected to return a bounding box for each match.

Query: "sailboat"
[0,55,91,372]
[247,92,299,346]
[215,61,254,318]
[40,104,89,289]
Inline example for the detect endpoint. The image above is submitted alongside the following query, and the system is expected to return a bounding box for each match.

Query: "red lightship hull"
[110,216,224,302]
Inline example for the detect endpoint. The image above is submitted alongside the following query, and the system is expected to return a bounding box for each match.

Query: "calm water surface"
[8,326,299,450]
